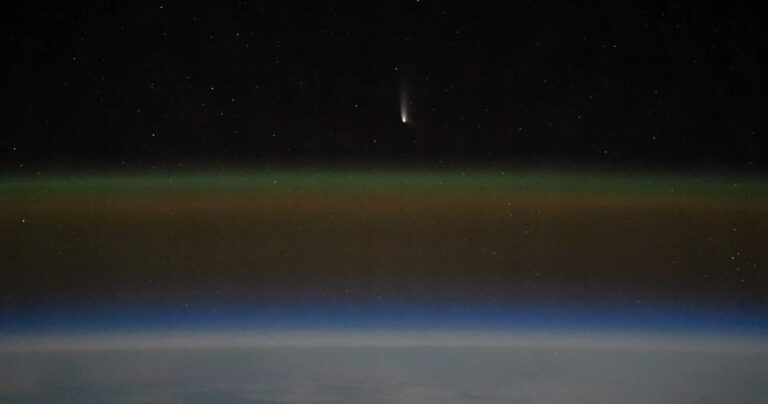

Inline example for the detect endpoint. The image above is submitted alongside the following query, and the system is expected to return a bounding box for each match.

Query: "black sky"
[2,1,767,168]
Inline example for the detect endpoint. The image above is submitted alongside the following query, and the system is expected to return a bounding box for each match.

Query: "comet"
[400,81,408,124]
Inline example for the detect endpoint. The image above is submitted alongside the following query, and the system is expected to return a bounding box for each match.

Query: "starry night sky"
[3,1,768,168]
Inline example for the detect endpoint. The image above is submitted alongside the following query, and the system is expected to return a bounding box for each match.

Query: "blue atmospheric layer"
[2,301,768,336]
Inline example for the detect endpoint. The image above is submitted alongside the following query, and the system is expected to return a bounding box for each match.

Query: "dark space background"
[1,1,768,317]
[2,1,767,168]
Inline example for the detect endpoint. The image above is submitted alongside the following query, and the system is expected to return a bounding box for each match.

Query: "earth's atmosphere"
[2,170,767,402]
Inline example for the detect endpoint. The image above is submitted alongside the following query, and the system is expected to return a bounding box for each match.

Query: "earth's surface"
[1,330,766,403]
